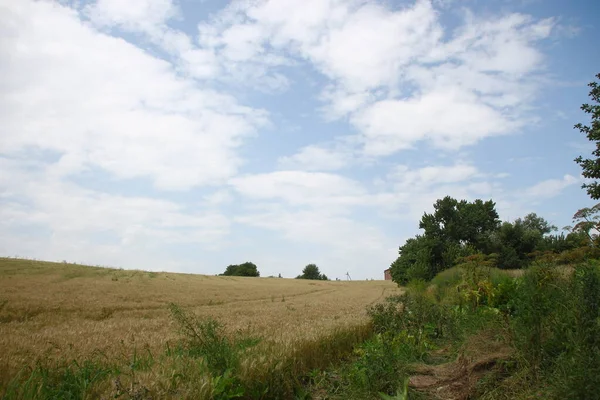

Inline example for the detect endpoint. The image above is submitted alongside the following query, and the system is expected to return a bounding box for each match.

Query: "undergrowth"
[306,259,600,400]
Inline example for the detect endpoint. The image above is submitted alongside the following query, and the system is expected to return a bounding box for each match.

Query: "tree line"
[220,262,329,280]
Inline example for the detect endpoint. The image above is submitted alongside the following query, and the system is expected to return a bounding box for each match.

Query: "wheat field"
[0,257,400,396]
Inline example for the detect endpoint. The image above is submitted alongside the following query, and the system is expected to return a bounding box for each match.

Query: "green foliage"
[570,203,600,244]
[430,266,463,290]
[389,235,433,284]
[221,262,260,277]
[2,357,113,400]
[390,194,569,283]
[168,303,260,377]
[539,230,589,253]
[419,197,500,252]
[295,264,328,280]
[506,262,600,397]
[574,73,600,200]
[390,196,501,284]
[347,333,408,395]
[379,379,408,400]
[487,219,544,269]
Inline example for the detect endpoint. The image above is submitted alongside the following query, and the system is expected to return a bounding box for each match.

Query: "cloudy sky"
[1,0,598,279]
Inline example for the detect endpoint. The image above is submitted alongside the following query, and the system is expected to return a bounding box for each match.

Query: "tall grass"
[308,260,600,399]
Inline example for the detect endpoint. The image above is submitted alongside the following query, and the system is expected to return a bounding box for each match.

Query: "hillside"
[0,257,399,398]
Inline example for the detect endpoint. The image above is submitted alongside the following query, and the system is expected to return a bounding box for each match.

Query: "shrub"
[347,333,409,395]
[168,303,260,376]
[221,262,260,277]
[3,356,113,400]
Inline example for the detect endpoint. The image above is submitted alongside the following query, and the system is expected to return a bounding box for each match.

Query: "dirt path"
[409,330,513,400]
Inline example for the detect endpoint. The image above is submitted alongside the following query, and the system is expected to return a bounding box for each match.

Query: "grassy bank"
[305,261,600,400]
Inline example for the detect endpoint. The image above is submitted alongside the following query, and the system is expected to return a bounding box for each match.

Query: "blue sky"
[0,0,598,279]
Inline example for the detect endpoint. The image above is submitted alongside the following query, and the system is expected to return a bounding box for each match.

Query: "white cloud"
[278,145,351,171]
[195,0,553,154]
[353,88,517,154]
[0,156,230,269]
[387,163,480,189]
[85,0,178,34]
[0,0,580,279]
[0,0,267,190]
[229,171,367,208]
[525,175,579,199]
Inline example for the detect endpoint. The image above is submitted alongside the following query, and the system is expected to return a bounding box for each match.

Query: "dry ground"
[0,257,400,384]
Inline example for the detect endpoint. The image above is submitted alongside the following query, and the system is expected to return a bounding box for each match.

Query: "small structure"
[384,268,392,281]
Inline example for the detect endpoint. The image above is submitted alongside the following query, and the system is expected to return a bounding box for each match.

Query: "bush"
[221,262,260,277]
[554,263,600,398]
[555,246,600,265]
[347,333,409,395]
[295,264,328,280]
[168,303,260,376]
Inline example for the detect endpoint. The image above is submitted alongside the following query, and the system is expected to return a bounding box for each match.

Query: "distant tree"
[221,262,260,277]
[296,264,328,280]
[575,73,600,199]
[521,213,557,235]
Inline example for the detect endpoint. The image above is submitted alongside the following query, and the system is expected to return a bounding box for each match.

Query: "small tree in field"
[296,264,328,280]
[575,73,600,199]
[221,262,260,277]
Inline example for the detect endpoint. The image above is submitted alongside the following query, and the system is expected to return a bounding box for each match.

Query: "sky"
[0,0,599,280]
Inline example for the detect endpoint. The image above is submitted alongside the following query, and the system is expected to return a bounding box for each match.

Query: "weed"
[3,355,113,400]
[168,303,260,377]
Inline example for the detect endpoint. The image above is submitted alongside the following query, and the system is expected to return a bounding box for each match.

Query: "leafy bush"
[295,264,328,280]
[168,303,260,376]
[347,333,409,395]
[555,246,600,264]
[221,262,260,277]
[3,356,114,400]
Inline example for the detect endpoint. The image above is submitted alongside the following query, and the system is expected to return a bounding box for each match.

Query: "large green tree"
[390,196,500,283]
[418,196,500,272]
[575,73,600,199]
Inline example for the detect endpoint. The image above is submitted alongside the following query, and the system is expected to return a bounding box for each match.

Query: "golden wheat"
[0,257,400,389]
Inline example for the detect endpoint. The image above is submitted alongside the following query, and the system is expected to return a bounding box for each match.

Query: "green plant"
[168,303,260,376]
[348,333,408,395]
[574,72,600,200]
[379,378,409,400]
[3,356,113,400]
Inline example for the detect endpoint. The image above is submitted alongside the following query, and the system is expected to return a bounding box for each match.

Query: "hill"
[0,257,399,398]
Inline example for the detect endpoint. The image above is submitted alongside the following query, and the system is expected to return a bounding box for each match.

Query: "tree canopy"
[296,264,328,280]
[221,262,260,277]
[575,73,600,199]
[389,196,567,284]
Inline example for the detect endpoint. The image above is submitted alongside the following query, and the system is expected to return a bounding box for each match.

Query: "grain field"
[0,257,400,398]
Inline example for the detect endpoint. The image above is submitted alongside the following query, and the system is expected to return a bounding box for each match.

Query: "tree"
[575,73,600,199]
[390,197,500,284]
[418,196,500,273]
[488,220,543,269]
[389,235,433,284]
[221,262,260,277]
[296,264,328,280]
[521,213,557,235]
